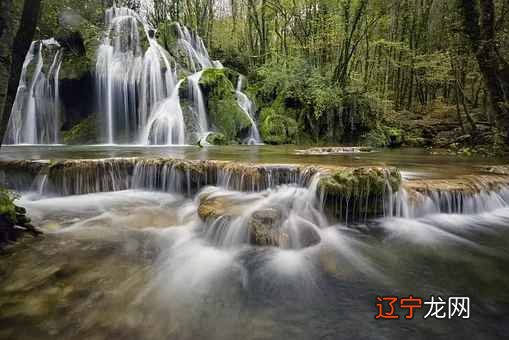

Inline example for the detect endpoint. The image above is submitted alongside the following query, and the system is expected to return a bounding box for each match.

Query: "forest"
[0,0,508,153]
[2,1,509,339]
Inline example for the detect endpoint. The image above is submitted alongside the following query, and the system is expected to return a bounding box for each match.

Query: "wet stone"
[248,208,286,247]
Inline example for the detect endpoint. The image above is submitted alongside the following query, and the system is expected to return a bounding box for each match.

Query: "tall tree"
[457,0,509,142]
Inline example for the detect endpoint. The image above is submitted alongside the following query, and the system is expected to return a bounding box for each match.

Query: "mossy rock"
[205,132,227,145]
[199,68,252,141]
[0,189,19,224]
[55,13,102,80]
[318,167,401,221]
[156,21,179,52]
[260,108,298,144]
[362,126,404,148]
[63,115,97,144]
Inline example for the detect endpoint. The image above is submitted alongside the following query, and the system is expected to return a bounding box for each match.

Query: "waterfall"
[188,71,208,134]
[235,76,261,144]
[387,186,509,218]
[175,23,213,72]
[175,23,225,138]
[4,39,62,145]
[139,80,185,145]
[95,6,180,144]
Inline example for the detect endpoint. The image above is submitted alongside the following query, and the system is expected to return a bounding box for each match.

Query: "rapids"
[0,146,508,339]
[2,185,509,339]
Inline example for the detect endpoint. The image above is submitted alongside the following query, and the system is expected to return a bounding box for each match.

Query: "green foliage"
[260,112,298,145]
[362,126,404,147]
[156,21,179,52]
[0,188,19,224]
[322,167,401,197]
[63,115,97,144]
[199,68,251,141]
[249,58,379,144]
[205,132,227,145]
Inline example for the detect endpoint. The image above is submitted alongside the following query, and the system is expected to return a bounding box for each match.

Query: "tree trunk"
[0,0,42,145]
[458,0,509,143]
[0,0,14,132]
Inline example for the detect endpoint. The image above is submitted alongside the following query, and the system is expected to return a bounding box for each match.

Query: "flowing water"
[4,39,62,145]
[95,6,183,144]
[236,76,262,145]
[0,146,509,339]
[5,5,263,147]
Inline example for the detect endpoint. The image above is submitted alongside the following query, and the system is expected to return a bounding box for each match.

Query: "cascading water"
[96,6,182,144]
[4,39,62,145]
[175,23,213,72]
[187,71,208,135]
[2,157,509,338]
[235,76,261,144]
[175,23,227,140]
[139,80,185,145]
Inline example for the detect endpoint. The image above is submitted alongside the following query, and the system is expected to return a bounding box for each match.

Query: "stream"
[0,146,508,339]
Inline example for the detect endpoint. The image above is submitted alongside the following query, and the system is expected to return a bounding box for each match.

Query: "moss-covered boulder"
[318,167,401,222]
[199,68,252,141]
[205,132,227,145]
[0,189,41,246]
[260,107,298,144]
[63,114,97,144]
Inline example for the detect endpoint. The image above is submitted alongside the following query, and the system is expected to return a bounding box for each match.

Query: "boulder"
[205,132,227,145]
[199,68,252,142]
[318,166,402,221]
[248,208,287,247]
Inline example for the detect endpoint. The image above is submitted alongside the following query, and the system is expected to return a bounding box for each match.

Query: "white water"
[5,5,258,146]
[235,76,261,144]
[139,80,185,145]
[387,186,509,218]
[187,71,208,134]
[4,39,62,145]
[96,6,183,144]
[175,24,214,138]
[175,23,213,72]
[94,6,229,145]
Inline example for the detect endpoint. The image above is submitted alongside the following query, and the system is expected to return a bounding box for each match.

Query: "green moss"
[63,115,97,145]
[156,21,178,52]
[319,167,401,197]
[199,68,251,141]
[205,132,227,145]
[0,188,18,224]
[362,126,404,147]
[318,167,401,220]
[260,111,298,145]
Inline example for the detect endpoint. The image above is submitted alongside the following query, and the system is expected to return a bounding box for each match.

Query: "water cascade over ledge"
[1,158,508,224]
[4,5,262,146]
[3,39,62,145]
[236,76,262,144]
[95,6,183,144]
